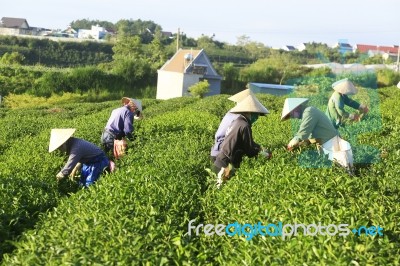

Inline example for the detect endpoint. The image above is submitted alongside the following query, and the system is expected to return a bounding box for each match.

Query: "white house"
[156,49,222,100]
[78,25,107,40]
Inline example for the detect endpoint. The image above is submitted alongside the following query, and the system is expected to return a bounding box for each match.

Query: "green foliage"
[376,69,400,87]
[188,80,210,98]
[0,87,399,264]
[0,36,113,67]
[0,52,25,65]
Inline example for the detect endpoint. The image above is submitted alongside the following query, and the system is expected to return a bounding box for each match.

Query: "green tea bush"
[0,88,399,265]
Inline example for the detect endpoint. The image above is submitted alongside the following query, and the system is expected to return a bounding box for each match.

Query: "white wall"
[156,71,184,99]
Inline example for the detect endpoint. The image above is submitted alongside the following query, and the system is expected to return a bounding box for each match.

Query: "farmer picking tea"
[49,128,112,187]
[210,88,254,163]
[101,97,142,159]
[326,78,369,129]
[213,94,270,188]
[281,98,354,173]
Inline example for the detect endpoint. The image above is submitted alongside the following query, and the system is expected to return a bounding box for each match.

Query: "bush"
[188,80,210,98]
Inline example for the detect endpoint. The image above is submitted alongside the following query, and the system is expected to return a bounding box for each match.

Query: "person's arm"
[124,111,134,141]
[60,153,81,176]
[342,94,361,110]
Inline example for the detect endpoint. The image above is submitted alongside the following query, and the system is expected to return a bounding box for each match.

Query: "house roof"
[160,49,202,73]
[355,44,399,54]
[0,17,29,28]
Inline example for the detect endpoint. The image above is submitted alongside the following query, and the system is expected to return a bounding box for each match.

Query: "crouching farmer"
[281,98,354,173]
[213,94,270,188]
[49,128,112,187]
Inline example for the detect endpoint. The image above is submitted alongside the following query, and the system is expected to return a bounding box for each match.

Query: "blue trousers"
[79,154,109,187]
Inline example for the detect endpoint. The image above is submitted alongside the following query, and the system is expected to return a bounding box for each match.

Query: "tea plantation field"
[0,86,399,265]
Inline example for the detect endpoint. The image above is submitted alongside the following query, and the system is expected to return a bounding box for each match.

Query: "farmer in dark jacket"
[49,128,112,187]
[210,88,254,163]
[214,94,270,188]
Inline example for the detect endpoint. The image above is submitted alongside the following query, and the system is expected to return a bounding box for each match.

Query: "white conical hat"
[230,94,269,115]
[49,128,76,152]
[332,78,357,95]
[228,88,254,103]
[281,98,309,120]
[397,81,400,89]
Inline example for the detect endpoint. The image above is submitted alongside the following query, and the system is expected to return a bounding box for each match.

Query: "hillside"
[0,86,399,264]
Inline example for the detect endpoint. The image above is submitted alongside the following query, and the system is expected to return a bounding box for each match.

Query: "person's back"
[297,106,338,145]
[210,111,239,159]
[105,105,134,139]
[215,115,260,169]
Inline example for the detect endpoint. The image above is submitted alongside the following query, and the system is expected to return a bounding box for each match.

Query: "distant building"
[297,43,307,51]
[248,82,294,96]
[78,25,107,40]
[354,44,399,61]
[0,17,32,36]
[333,42,353,54]
[281,45,296,51]
[156,49,222,100]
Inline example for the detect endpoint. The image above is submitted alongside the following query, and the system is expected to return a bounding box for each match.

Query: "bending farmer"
[281,98,354,172]
[214,94,270,188]
[326,78,368,129]
[49,128,111,187]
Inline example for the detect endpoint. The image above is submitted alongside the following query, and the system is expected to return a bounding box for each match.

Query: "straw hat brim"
[281,98,309,120]
[228,88,254,103]
[230,94,269,115]
[49,128,76,152]
[332,79,357,95]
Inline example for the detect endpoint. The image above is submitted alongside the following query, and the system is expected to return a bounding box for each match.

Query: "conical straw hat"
[230,94,269,115]
[228,88,254,103]
[49,128,76,152]
[121,97,143,112]
[281,98,309,120]
[332,78,357,95]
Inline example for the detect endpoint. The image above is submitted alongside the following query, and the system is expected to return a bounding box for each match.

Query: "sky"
[2,0,400,48]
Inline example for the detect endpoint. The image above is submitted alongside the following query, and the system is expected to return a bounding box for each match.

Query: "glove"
[359,104,369,114]
[56,171,65,181]
[287,138,300,150]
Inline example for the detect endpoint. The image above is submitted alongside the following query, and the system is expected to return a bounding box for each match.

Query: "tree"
[188,80,210,98]
[112,36,149,86]
[0,52,25,65]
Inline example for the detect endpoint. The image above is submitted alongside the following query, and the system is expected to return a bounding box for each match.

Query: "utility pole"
[176,28,180,52]
[396,43,400,72]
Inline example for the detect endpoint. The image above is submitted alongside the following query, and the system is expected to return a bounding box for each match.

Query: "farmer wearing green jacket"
[281,98,354,172]
[326,78,369,129]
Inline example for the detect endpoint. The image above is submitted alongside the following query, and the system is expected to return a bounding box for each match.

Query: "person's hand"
[56,172,65,181]
[287,139,299,151]
[352,113,360,122]
[359,104,369,114]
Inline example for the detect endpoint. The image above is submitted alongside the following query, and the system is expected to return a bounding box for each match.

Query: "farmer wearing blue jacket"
[101,97,142,154]
[49,128,112,187]
[326,79,369,129]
